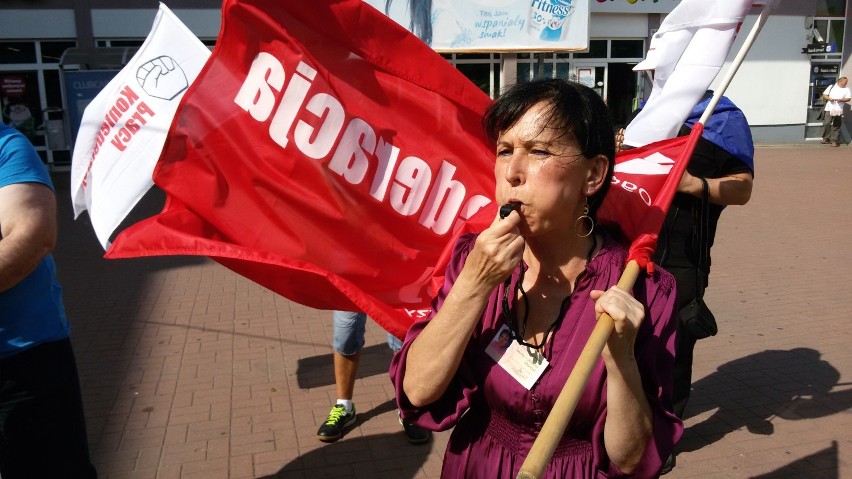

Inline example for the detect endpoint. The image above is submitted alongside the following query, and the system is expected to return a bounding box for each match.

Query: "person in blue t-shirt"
[0,123,97,478]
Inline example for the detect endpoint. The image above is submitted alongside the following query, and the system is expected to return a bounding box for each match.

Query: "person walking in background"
[316,310,431,445]
[0,123,97,478]
[821,76,851,147]
[651,91,754,474]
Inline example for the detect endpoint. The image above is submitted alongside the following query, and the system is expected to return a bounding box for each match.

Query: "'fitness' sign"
[364,0,590,52]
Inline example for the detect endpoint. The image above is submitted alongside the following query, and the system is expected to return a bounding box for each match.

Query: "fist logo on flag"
[136,55,189,101]
[70,4,211,250]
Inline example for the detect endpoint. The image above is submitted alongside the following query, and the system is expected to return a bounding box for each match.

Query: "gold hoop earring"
[575,203,594,238]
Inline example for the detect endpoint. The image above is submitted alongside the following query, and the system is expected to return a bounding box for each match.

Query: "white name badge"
[485,324,549,390]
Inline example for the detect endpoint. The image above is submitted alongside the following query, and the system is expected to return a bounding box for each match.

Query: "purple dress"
[390,233,683,478]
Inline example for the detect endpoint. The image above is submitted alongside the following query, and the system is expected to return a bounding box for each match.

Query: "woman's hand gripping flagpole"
[516,260,642,479]
[516,3,776,477]
[515,125,704,479]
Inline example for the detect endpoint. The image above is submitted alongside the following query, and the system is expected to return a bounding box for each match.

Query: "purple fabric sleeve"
[389,232,683,477]
[390,234,479,431]
[592,270,683,477]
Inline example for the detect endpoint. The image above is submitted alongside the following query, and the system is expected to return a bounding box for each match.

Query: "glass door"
[570,63,606,99]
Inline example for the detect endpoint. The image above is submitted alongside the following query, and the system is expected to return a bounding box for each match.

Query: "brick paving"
[51,144,851,478]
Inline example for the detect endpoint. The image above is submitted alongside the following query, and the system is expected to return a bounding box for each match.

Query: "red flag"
[105,0,495,339]
[597,124,704,272]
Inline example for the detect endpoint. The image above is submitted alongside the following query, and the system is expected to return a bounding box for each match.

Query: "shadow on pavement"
[51,175,206,455]
[354,398,398,424]
[260,401,430,479]
[681,348,852,453]
[750,440,838,479]
[296,344,395,389]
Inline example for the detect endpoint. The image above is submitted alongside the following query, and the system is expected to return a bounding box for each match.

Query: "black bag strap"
[695,177,710,300]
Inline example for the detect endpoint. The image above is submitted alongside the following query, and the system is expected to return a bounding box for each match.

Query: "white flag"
[70,3,210,248]
[623,0,779,148]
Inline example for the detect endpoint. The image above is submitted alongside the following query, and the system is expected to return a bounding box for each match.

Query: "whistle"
[499,202,521,219]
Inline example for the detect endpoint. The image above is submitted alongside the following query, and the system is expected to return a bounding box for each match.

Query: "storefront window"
[533,62,554,80]
[517,62,531,83]
[573,40,607,59]
[440,53,500,98]
[44,70,63,110]
[816,0,846,17]
[0,42,37,64]
[829,19,845,52]
[1,40,76,168]
[40,41,76,63]
[517,53,564,82]
[457,63,492,94]
[811,19,844,57]
[1,71,42,142]
[610,40,644,59]
[102,40,145,48]
[556,63,569,80]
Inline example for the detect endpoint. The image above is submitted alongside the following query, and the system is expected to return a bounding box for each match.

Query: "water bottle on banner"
[528,0,575,42]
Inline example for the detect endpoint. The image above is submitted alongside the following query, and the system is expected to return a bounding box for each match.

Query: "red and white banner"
[105,0,495,339]
[70,3,210,248]
[598,125,703,271]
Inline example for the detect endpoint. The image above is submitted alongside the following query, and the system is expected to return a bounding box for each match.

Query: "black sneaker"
[317,404,356,442]
[660,453,676,475]
[398,412,431,445]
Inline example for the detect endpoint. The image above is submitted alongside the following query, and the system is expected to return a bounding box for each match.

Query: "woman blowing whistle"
[390,79,682,478]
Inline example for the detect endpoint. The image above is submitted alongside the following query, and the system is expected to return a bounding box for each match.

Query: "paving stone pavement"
[52,144,851,478]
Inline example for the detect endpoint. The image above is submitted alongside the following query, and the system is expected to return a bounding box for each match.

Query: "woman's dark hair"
[482,79,615,223]
[386,0,433,46]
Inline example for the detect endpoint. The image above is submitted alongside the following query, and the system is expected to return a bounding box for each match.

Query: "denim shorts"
[332,310,366,355]
[332,310,402,355]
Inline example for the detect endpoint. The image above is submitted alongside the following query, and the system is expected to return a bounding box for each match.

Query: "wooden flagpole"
[516,261,641,479]
[515,4,775,478]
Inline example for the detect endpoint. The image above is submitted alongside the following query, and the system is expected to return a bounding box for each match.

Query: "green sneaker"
[317,404,356,442]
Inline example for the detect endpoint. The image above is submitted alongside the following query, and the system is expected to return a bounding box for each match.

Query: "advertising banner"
[364,0,589,52]
[590,0,679,14]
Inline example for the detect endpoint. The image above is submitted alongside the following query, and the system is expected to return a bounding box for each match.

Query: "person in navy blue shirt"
[0,123,97,478]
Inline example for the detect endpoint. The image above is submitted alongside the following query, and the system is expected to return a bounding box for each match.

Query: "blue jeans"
[332,310,401,355]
